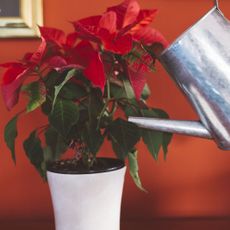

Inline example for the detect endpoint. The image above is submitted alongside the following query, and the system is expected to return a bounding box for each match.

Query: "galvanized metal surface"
[129,6,230,150]
[128,117,212,139]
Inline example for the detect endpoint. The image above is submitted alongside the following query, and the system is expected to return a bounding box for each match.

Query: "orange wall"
[1,0,230,222]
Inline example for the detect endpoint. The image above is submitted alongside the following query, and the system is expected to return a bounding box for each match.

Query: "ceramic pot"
[47,158,126,230]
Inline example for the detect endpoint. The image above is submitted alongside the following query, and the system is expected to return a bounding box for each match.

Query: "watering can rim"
[160,6,227,57]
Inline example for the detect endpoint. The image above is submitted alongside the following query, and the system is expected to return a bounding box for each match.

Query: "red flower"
[109,0,168,100]
[73,0,168,54]
[72,0,168,100]
[73,41,106,92]
[1,0,169,110]
[73,12,132,55]
[40,26,106,91]
[39,27,106,92]
[39,26,65,47]
[133,26,168,47]
[108,0,168,48]
[1,63,29,110]
[0,26,68,110]
[126,43,154,100]
[1,35,47,110]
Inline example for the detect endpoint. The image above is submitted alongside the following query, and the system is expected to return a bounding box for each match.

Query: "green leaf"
[141,84,151,100]
[110,84,127,99]
[43,147,53,162]
[45,126,68,159]
[4,115,18,163]
[142,129,163,160]
[153,109,173,159]
[41,99,52,115]
[128,150,146,191]
[23,130,45,177]
[144,43,165,62]
[60,83,87,100]
[88,89,104,121]
[23,81,46,112]
[52,69,76,110]
[44,70,60,88]
[108,119,140,159]
[82,122,104,155]
[141,109,163,160]
[49,99,79,137]
[123,99,141,118]
[123,79,135,99]
[162,132,173,159]
[124,43,156,72]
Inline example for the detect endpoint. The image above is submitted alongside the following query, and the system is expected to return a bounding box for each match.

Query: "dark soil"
[46,158,125,174]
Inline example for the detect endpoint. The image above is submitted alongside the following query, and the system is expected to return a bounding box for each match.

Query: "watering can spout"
[128,117,212,139]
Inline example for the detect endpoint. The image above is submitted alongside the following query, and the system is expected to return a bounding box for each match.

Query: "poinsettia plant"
[1,0,172,189]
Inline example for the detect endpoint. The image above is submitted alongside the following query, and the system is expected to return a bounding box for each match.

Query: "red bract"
[39,26,107,92]
[74,41,106,92]
[30,37,47,64]
[108,0,166,47]
[74,0,166,51]
[73,16,101,43]
[41,30,106,92]
[98,29,132,55]
[1,0,169,110]
[99,11,117,34]
[84,52,106,93]
[128,68,146,100]
[39,26,65,47]
[48,56,68,69]
[1,35,47,110]
[133,26,168,47]
[1,63,29,110]
[0,26,67,110]
[72,0,168,99]
[0,26,71,110]
[65,32,78,48]
[126,44,154,100]
[73,12,133,55]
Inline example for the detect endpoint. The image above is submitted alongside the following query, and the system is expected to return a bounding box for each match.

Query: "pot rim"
[46,157,125,175]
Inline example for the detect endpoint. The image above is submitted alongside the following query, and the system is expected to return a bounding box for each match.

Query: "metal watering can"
[129,0,230,150]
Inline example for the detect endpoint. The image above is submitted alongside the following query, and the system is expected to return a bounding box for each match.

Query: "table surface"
[1,218,230,230]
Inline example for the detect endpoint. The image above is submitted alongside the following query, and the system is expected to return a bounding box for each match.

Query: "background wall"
[0,0,230,222]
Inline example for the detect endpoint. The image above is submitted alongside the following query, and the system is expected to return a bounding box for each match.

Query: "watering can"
[128,0,230,150]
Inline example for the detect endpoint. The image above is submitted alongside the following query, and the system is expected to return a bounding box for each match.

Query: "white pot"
[47,159,126,230]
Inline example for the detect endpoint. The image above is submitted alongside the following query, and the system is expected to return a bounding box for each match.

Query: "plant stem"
[96,61,115,129]
[97,100,109,130]
[88,90,92,124]
[108,101,117,116]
